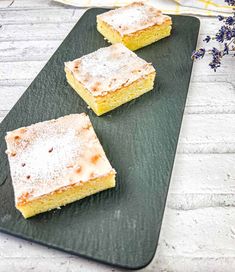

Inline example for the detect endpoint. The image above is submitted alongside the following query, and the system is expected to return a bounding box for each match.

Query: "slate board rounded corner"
[0,225,155,270]
[0,9,200,270]
[184,14,201,26]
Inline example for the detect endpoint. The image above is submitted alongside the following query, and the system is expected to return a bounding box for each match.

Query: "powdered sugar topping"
[65,43,155,97]
[5,114,115,204]
[97,2,172,36]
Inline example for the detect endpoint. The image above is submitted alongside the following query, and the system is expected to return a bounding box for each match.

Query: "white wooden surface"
[0,1,235,271]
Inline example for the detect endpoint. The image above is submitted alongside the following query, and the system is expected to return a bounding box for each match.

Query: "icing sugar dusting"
[5,114,115,203]
[97,2,172,35]
[18,129,80,181]
[65,43,155,97]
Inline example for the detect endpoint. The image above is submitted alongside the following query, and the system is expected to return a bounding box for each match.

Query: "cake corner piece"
[65,43,156,116]
[5,113,116,218]
[96,1,172,51]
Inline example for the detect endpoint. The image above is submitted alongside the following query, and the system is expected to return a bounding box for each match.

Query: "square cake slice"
[65,43,156,116]
[97,2,172,51]
[5,113,116,218]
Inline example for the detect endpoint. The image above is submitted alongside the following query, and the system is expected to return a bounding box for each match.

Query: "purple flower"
[225,28,233,40]
[224,43,229,55]
[192,48,206,60]
[203,35,211,43]
[224,0,235,5]
[217,15,224,21]
[216,25,234,42]
[209,61,221,71]
[215,26,226,42]
[192,0,235,71]
[211,47,222,57]
[232,27,235,36]
[209,48,223,71]
[225,16,235,25]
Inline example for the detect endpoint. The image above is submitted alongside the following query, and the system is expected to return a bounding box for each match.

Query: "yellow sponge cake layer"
[65,67,155,116]
[65,43,156,116]
[5,114,116,218]
[97,20,171,51]
[17,173,115,219]
[97,2,172,51]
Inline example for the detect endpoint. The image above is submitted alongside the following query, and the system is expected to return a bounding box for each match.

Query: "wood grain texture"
[0,22,220,42]
[0,0,62,9]
[2,82,235,115]
[0,1,235,271]
[0,37,225,62]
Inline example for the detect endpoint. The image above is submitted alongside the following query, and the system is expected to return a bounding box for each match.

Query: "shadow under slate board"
[0,9,199,270]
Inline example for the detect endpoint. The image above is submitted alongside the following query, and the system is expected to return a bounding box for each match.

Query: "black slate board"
[0,9,199,269]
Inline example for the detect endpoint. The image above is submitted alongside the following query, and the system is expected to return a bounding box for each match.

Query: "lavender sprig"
[225,0,235,5]
[192,0,235,71]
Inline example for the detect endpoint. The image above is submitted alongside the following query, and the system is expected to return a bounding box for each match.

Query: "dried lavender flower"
[192,0,235,71]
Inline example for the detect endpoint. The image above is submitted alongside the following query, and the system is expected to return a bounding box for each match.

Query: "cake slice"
[65,43,156,116]
[97,2,172,51]
[5,113,116,218]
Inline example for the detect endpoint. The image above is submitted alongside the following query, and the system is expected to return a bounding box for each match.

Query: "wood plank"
[191,55,235,83]
[153,256,235,272]
[0,255,234,272]
[17,84,231,112]
[0,11,222,43]
[0,79,32,87]
[0,5,225,34]
[1,56,234,85]
[0,23,75,42]
[0,257,113,272]
[158,207,235,258]
[167,153,235,209]
[0,61,45,82]
[185,82,235,114]
[0,0,64,9]
[1,207,235,271]
[170,154,235,194]
[199,17,225,35]
[0,8,84,24]
[0,9,216,29]
[168,192,235,210]
[1,82,235,114]
[0,34,217,62]
[0,31,223,62]
[178,114,235,153]
[0,23,219,43]
[0,86,25,111]
[0,40,61,62]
